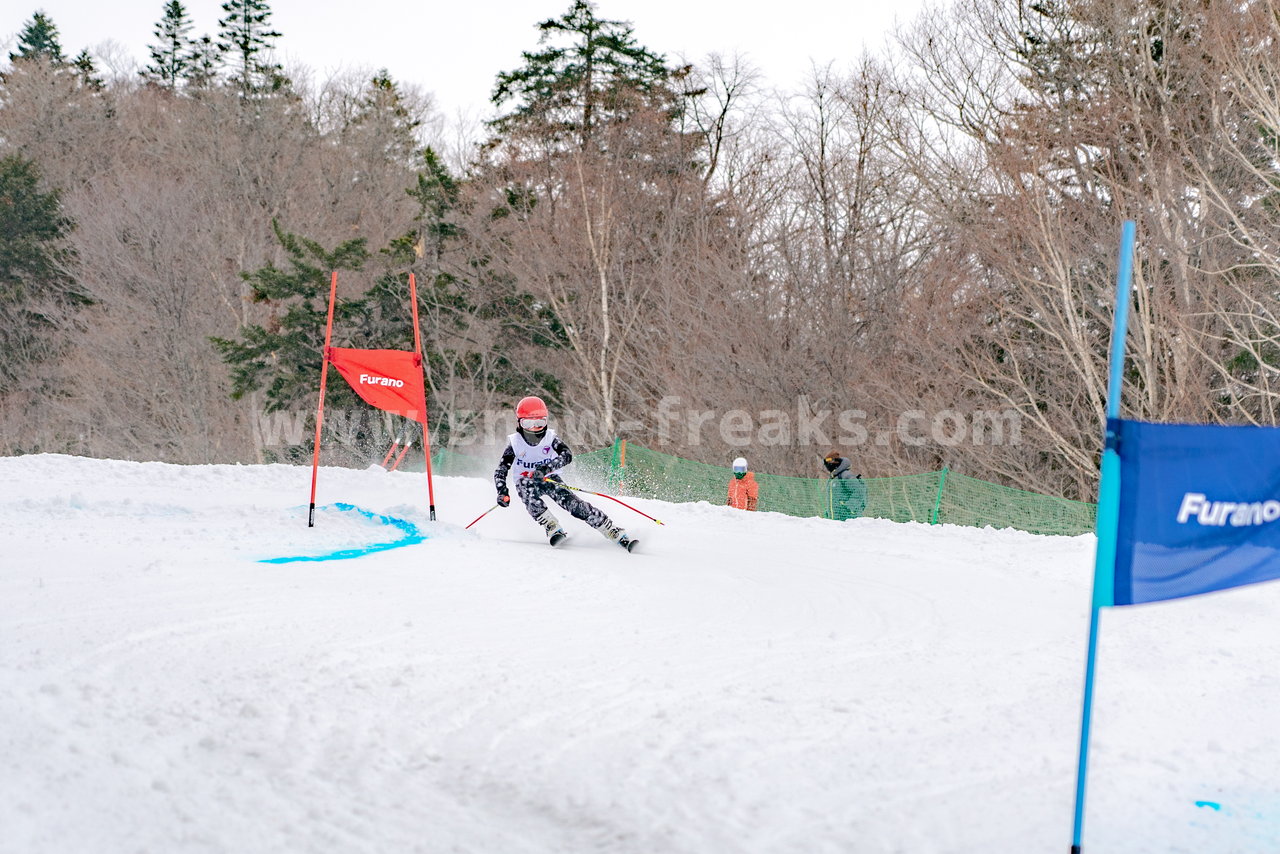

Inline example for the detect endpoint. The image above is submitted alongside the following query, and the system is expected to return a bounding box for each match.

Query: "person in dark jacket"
[822,449,866,521]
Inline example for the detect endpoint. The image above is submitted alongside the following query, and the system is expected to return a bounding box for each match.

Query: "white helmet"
[732,457,748,473]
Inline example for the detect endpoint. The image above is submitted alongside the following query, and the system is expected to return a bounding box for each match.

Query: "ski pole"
[465,503,500,530]
[544,478,665,525]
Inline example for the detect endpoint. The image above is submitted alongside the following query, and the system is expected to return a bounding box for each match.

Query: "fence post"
[931,467,949,525]
[609,437,622,487]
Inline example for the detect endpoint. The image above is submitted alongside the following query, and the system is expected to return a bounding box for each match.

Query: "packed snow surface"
[2,454,1278,853]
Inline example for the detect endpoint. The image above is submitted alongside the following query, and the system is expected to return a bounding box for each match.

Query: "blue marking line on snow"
[261,503,426,564]
[1194,801,1221,811]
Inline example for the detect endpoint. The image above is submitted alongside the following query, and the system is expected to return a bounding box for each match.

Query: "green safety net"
[427,446,495,478]
[427,440,1096,537]
[570,441,1096,537]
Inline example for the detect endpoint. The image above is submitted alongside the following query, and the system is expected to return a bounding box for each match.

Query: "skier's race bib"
[509,429,562,476]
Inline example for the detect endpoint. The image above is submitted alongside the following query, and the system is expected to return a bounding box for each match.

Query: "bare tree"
[886,0,1262,498]
[0,64,437,461]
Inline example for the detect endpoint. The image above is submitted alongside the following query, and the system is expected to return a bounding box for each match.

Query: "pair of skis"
[547,528,638,552]
[467,478,658,552]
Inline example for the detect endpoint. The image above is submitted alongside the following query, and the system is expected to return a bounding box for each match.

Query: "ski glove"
[497,492,510,507]
[532,465,553,480]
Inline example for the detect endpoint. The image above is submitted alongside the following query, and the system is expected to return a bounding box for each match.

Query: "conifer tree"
[0,154,81,394]
[216,0,284,95]
[211,222,369,413]
[490,0,675,148]
[10,11,65,64]
[352,70,423,165]
[0,154,73,296]
[144,1,195,90]
[214,151,559,451]
[69,49,104,90]
[360,148,562,445]
[184,34,220,89]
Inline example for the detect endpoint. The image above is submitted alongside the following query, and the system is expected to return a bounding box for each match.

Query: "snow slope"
[1,454,1278,853]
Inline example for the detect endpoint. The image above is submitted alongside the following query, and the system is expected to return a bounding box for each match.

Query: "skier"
[493,396,637,551]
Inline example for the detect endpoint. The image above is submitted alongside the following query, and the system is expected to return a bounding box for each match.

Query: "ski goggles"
[519,416,548,431]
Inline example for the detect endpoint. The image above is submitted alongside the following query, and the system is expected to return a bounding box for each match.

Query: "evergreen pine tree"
[10,11,65,64]
[0,154,82,394]
[347,70,423,166]
[0,154,73,293]
[490,0,675,148]
[365,148,563,445]
[210,221,370,413]
[144,1,195,90]
[214,153,560,452]
[69,49,104,90]
[184,34,220,89]
[216,0,284,95]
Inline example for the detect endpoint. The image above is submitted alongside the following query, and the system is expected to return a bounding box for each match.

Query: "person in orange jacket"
[727,457,759,511]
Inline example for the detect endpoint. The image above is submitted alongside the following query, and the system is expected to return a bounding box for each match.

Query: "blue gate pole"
[1071,219,1136,853]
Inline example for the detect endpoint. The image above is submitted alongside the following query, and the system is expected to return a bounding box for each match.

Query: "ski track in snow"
[1,454,1278,853]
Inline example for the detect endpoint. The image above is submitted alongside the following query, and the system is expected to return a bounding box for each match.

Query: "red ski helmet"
[516,396,549,420]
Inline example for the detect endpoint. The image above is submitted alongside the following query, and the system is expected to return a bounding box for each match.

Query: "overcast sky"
[8,0,927,117]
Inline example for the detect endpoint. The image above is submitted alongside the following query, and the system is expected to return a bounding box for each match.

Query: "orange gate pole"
[407,273,436,520]
[308,271,339,527]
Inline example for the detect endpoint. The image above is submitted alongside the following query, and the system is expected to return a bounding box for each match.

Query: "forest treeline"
[4,0,1280,501]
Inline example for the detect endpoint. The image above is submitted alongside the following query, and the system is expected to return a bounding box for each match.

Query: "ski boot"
[599,522,638,553]
[536,510,567,546]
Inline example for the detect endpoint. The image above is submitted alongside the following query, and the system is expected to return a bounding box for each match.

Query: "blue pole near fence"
[1070,219,1136,853]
